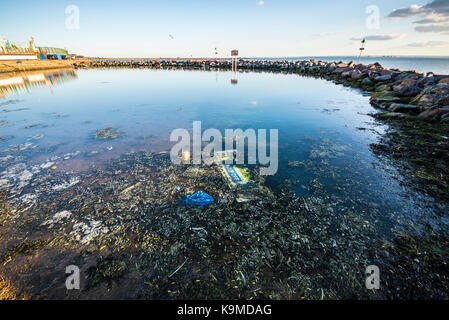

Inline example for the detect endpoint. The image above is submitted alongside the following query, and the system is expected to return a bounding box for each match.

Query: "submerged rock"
[95,127,124,140]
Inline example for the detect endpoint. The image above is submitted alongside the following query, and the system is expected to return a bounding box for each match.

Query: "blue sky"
[1,0,449,57]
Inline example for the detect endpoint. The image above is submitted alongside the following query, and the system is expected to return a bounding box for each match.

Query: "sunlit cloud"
[387,1,449,34]
[388,1,449,19]
[387,4,424,18]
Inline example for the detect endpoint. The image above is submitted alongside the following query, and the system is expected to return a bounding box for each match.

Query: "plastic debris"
[220,164,250,186]
[181,191,214,209]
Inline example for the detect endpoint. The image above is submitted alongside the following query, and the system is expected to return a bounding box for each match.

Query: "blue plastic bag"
[181,191,214,209]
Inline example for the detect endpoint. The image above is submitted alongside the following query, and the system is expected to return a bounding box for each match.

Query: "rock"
[393,85,404,92]
[437,95,449,107]
[361,78,373,85]
[401,78,417,86]
[370,91,401,108]
[376,84,391,92]
[395,73,410,81]
[417,77,437,87]
[375,75,392,81]
[387,103,420,114]
[417,106,449,121]
[348,61,355,67]
[378,69,393,76]
[411,83,449,108]
[398,83,422,97]
[374,112,409,120]
[336,62,347,68]
[351,69,363,79]
[439,78,449,84]
[373,62,383,69]
[334,66,351,74]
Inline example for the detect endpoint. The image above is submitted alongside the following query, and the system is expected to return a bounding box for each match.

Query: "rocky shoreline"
[76,58,449,122]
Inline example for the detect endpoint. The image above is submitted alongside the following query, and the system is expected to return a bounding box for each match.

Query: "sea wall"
[77,59,449,122]
[0,59,88,74]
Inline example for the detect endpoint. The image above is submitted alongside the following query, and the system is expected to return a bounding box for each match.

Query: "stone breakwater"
[76,59,449,122]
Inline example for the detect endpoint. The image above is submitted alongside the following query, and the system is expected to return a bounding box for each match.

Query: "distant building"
[0,36,69,60]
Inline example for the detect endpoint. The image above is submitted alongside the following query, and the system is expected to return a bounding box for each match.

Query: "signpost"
[231,50,239,85]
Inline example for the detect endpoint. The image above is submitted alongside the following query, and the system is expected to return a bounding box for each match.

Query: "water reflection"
[0,69,77,99]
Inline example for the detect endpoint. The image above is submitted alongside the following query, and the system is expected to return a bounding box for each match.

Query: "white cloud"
[350,34,406,41]
[257,1,265,6]
[415,24,449,32]
[313,31,347,38]
[408,40,449,47]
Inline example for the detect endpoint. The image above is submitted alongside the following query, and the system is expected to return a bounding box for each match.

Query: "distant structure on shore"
[0,35,69,61]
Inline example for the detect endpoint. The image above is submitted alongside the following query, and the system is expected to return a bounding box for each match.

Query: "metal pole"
[357,41,365,64]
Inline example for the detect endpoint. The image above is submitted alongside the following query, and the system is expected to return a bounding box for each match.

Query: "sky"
[1,0,449,58]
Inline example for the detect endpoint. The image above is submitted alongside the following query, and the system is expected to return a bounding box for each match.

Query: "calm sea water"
[0,68,447,236]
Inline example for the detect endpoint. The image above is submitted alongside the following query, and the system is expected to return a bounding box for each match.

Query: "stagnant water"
[0,68,447,299]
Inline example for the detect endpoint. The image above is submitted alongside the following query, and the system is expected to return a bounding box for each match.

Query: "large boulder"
[334,66,352,74]
[398,83,422,97]
[387,103,420,114]
[411,83,449,108]
[378,69,393,76]
[351,69,363,79]
[417,106,449,121]
[374,75,392,81]
[437,95,449,107]
[439,78,449,84]
[361,77,373,85]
